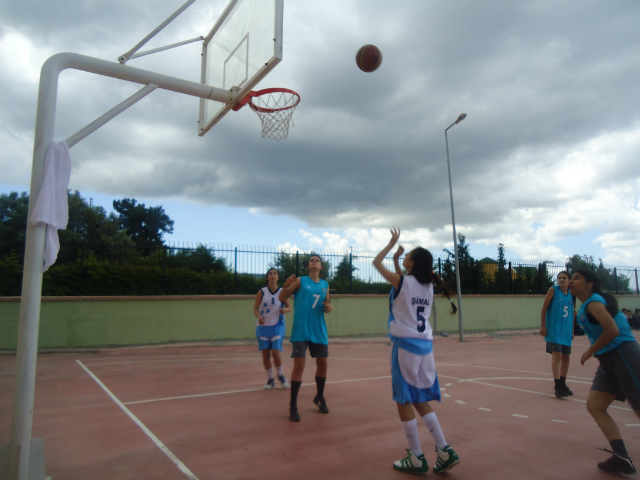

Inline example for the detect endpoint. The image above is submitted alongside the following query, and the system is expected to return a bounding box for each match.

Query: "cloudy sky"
[1,0,640,266]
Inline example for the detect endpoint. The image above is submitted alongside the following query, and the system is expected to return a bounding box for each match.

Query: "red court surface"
[2,331,640,479]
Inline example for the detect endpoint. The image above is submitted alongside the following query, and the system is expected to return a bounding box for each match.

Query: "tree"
[0,191,29,261]
[333,254,357,282]
[113,198,174,249]
[270,251,331,280]
[169,245,227,273]
[442,234,479,294]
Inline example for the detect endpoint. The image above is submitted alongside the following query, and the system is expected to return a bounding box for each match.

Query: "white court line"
[124,375,392,405]
[438,362,594,381]
[478,407,491,411]
[81,353,257,366]
[455,400,466,404]
[458,376,592,385]
[443,394,451,398]
[626,424,640,427]
[512,414,528,418]
[76,360,199,480]
[552,419,568,423]
[457,378,633,411]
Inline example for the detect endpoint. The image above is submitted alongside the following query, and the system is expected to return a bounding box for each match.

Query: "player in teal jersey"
[540,271,575,398]
[570,269,640,475]
[279,255,332,422]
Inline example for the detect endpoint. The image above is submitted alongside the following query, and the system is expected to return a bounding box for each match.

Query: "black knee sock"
[315,375,326,399]
[290,381,301,408]
[554,379,561,388]
[560,376,567,386]
[611,439,629,457]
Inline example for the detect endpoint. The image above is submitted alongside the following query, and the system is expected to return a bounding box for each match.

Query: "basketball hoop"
[234,88,300,140]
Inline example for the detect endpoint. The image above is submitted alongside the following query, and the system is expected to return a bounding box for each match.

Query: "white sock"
[276,365,283,376]
[267,368,274,380]
[402,419,423,457]
[422,412,447,450]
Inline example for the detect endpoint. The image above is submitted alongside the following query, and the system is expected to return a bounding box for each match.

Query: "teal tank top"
[290,276,329,344]
[576,293,635,356]
[545,285,574,346]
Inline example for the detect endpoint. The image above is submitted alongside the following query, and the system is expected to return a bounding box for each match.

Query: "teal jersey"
[290,276,329,344]
[544,285,574,346]
[576,293,635,356]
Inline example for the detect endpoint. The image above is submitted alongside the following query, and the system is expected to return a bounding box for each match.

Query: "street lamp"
[445,113,467,341]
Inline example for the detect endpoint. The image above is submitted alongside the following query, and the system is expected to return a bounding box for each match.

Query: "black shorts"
[546,342,571,355]
[591,341,640,411]
[291,341,329,359]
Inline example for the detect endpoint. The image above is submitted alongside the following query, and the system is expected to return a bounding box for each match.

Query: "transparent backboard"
[198,0,283,136]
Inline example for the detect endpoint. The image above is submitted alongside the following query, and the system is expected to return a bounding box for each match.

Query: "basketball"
[356,44,383,72]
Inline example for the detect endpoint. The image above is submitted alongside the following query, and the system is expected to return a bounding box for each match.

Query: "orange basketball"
[356,44,383,72]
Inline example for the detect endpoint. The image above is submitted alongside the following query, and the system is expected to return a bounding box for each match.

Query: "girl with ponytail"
[373,228,460,475]
[570,269,640,475]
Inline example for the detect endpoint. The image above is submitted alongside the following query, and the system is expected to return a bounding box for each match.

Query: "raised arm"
[279,275,301,303]
[393,245,405,275]
[373,228,402,289]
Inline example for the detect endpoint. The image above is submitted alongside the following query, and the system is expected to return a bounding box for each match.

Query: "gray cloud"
[1,0,640,264]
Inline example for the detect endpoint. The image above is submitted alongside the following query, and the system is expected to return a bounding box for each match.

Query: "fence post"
[508,261,512,294]
[234,247,238,295]
[538,263,543,294]
[476,260,480,294]
[349,250,353,294]
[438,258,442,276]
[636,269,639,295]
[162,246,167,296]
[614,267,618,294]
[296,251,299,277]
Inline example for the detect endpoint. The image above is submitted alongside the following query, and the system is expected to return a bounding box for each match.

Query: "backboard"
[198,0,283,136]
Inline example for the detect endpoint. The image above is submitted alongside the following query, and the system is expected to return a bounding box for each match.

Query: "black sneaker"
[289,406,300,422]
[563,384,574,396]
[313,395,329,414]
[554,388,568,398]
[597,448,636,475]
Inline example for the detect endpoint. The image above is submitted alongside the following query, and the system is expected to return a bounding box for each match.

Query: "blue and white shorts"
[258,335,283,351]
[391,341,441,404]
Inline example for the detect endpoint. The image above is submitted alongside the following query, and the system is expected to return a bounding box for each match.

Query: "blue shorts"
[258,336,283,351]
[391,341,441,404]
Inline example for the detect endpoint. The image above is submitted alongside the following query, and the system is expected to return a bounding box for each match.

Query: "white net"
[249,89,300,140]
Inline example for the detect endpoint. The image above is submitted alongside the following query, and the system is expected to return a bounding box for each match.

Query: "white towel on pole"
[30,141,72,272]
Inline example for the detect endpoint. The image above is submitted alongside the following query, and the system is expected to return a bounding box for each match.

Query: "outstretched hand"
[393,245,405,260]
[389,227,401,246]
[283,274,297,288]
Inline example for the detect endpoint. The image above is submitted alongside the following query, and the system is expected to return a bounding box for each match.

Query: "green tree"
[333,254,357,282]
[169,245,227,273]
[113,198,174,249]
[442,234,479,294]
[270,251,331,280]
[0,191,30,261]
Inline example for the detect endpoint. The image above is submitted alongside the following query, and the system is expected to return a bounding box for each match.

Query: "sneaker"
[433,445,460,474]
[597,448,636,475]
[313,395,329,414]
[563,384,574,396]
[554,386,568,398]
[289,406,300,422]
[264,378,275,390]
[278,374,290,388]
[393,449,429,474]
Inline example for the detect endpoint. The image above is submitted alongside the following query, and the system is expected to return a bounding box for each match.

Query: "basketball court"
[2,330,639,479]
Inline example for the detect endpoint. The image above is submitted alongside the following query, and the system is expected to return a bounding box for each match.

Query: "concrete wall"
[1,294,639,350]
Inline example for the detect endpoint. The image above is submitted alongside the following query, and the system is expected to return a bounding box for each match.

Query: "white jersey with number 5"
[389,275,433,340]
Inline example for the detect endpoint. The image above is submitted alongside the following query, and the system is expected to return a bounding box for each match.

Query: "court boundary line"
[75,360,199,480]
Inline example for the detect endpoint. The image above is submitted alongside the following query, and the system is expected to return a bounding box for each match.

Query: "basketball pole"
[5,52,233,480]
[444,113,467,342]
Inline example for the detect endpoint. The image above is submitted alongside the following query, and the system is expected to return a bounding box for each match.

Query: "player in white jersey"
[253,268,291,389]
[373,228,460,475]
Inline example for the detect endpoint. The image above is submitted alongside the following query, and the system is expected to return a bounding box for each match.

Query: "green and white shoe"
[433,445,460,473]
[393,449,429,475]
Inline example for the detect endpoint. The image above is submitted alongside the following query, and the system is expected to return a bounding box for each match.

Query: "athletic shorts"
[546,342,571,355]
[258,336,283,351]
[591,341,640,411]
[291,341,328,358]
[390,341,441,404]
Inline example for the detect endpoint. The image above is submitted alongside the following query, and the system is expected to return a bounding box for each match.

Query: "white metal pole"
[444,113,467,342]
[7,51,235,480]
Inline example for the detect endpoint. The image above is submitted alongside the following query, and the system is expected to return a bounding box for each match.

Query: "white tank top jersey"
[390,275,434,340]
[256,287,283,327]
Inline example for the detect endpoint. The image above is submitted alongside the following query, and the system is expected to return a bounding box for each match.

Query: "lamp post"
[445,113,466,341]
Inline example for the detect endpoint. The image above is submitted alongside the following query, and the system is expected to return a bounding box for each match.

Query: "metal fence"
[1,241,639,296]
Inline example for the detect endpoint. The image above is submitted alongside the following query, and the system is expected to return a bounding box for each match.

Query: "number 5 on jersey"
[417,306,426,332]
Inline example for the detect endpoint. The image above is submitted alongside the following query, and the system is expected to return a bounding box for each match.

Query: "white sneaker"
[393,449,428,474]
[278,374,290,388]
[264,378,275,389]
